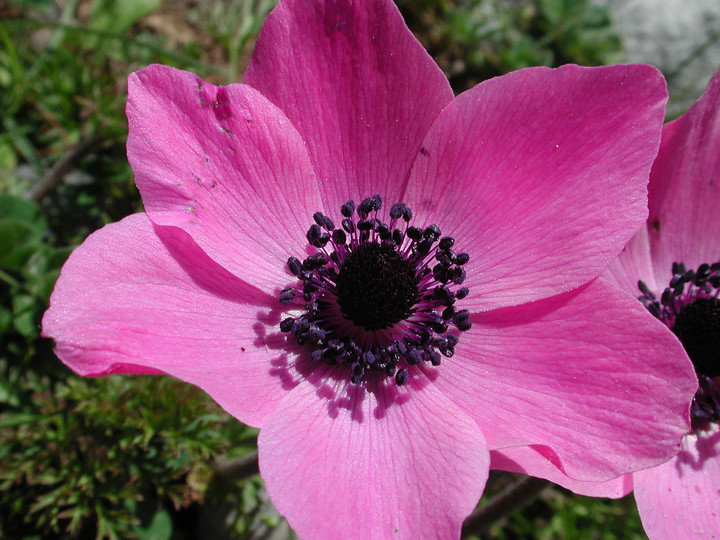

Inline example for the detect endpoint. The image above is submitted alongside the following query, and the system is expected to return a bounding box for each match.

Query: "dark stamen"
[638,261,720,425]
[279,198,472,386]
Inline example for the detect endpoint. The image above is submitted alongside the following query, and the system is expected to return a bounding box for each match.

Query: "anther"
[332,229,347,244]
[287,257,302,275]
[313,212,335,230]
[341,218,355,234]
[407,226,422,241]
[390,202,406,219]
[341,200,355,217]
[395,369,410,386]
[279,287,295,304]
[280,318,295,332]
[279,197,473,386]
[455,253,470,266]
[439,237,455,250]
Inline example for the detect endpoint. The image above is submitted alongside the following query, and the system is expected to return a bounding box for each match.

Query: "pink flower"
[42,0,697,537]
[600,69,720,538]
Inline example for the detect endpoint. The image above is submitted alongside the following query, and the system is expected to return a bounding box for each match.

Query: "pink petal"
[126,64,322,293]
[647,68,720,280]
[42,213,303,427]
[602,223,661,298]
[491,447,633,498]
[405,64,667,311]
[634,425,720,538]
[430,278,696,482]
[244,0,454,214]
[258,372,489,539]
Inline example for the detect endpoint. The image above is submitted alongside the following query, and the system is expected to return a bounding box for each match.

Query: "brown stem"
[462,476,551,538]
[212,451,259,483]
[30,136,105,202]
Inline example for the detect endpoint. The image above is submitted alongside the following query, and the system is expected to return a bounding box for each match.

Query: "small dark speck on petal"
[419,146,430,157]
[652,219,660,232]
[420,198,435,210]
[241,347,246,352]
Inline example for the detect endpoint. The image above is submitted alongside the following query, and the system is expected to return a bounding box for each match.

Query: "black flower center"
[672,297,720,379]
[278,195,471,386]
[335,242,418,330]
[637,261,720,426]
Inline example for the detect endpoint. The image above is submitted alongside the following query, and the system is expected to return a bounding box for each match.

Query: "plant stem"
[0,268,22,289]
[462,476,551,538]
[29,136,105,202]
[212,450,259,483]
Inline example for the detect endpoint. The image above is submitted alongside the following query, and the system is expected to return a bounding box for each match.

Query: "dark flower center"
[335,242,418,330]
[671,297,720,379]
[278,195,471,386]
[638,261,720,426]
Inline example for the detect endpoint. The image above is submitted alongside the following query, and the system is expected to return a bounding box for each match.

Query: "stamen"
[279,196,472,386]
[637,261,720,330]
[638,261,720,425]
[692,376,720,430]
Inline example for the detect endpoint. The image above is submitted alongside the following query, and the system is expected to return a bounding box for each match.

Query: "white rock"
[597,0,720,116]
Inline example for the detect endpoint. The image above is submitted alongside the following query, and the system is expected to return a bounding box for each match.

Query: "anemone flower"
[599,69,720,538]
[42,0,698,537]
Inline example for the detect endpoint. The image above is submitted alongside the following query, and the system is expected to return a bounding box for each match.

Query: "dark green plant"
[0,370,258,538]
[398,0,622,91]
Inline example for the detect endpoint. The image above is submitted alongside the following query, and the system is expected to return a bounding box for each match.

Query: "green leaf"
[0,306,12,334]
[135,509,172,540]
[0,194,45,227]
[12,302,36,338]
[0,195,47,269]
[0,137,17,171]
[540,0,566,25]
[90,0,163,34]
[0,221,44,269]
[0,412,41,428]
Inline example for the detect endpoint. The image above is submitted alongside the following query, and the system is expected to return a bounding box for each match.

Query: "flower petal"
[634,425,720,538]
[406,64,667,310]
[126,64,322,292]
[42,213,302,427]
[430,278,696,481]
[244,0,454,213]
[491,447,633,498]
[603,223,661,298]
[647,68,720,280]
[258,372,489,539]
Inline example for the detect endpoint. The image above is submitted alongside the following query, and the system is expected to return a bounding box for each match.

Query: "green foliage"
[89,0,164,36]
[0,370,258,538]
[398,0,622,91]
[486,487,646,540]
[189,0,277,82]
[0,194,69,354]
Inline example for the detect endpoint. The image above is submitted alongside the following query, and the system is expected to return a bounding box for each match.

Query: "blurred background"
[1,0,719,538]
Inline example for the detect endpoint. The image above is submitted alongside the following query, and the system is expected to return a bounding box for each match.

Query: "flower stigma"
[279,195,471,386]
[638,261,720,427]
